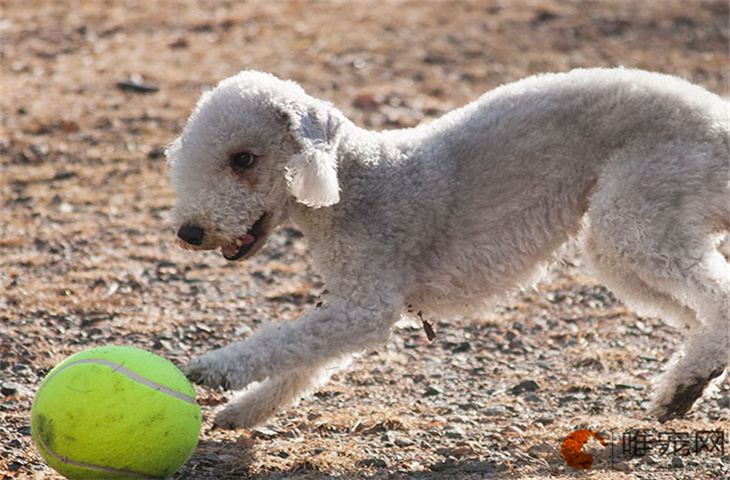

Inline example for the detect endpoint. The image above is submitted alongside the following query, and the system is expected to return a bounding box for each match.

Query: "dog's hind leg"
[586,145,729,421]
[585,231,728,420]
[646,250,729,422]
[583,232,701,333]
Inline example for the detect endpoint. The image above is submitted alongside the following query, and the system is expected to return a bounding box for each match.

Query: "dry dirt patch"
[1,1,728,479]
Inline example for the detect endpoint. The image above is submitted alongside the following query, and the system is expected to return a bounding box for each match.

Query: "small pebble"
[1,382,19,396]
[116,78,159,94]
[524,393,541,403]
[444,425,465,439]
[423,386,442,397]
[511,379,540,395]
[503,425,524,434]
[452,341,471,353]
[484,406,506,417]
[355,457,388,468]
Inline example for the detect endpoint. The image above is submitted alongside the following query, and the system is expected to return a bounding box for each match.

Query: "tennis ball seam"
[33,434,159,479]
[33,357,198,479]
[41,358,197,405]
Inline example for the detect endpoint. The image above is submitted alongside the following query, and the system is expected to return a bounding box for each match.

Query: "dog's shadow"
[172,439,253,479]
[172,438,631,479]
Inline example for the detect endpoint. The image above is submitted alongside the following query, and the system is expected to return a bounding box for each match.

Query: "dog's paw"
[651,367,725,422]
[212,401,267,431]
[211,407,241,430]
[184,354,239,390]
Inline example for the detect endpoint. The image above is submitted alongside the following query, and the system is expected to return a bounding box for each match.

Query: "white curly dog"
[167,68,729,429]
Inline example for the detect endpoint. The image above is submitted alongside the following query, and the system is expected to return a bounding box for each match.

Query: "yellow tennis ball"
[31,346,202,479]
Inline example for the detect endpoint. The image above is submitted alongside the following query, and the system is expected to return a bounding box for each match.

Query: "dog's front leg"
[185,291,402,421]
[211,361,344,429]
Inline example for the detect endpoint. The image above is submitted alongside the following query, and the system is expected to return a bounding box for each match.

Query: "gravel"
[1,0,728,479]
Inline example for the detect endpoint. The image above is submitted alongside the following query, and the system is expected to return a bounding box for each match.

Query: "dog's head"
[167,71,343,261]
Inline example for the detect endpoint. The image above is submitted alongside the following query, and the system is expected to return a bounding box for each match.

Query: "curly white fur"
[167,68,729,428]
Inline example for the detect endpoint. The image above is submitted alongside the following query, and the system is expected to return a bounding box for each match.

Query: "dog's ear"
[281,101,342,208]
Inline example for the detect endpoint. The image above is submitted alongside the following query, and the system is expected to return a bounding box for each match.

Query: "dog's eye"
[230,152,257,171]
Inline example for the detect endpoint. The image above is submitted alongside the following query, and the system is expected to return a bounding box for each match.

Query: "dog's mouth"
[220,212,272,261]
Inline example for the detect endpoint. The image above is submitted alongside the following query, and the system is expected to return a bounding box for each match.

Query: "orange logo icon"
[561,429,606,469]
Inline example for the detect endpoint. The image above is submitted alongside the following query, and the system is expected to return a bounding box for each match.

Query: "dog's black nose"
[177,223,206,246]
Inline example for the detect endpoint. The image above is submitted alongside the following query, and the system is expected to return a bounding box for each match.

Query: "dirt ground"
[1,0,729,479]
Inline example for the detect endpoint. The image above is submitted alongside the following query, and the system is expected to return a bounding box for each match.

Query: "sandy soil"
[1,0,729,479]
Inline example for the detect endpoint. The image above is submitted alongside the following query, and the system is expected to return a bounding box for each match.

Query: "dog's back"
[395,69,728,320]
